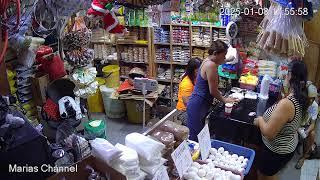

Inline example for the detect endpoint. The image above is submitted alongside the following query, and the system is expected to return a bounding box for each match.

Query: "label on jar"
[171,140,193,178]
[197,124,211,160]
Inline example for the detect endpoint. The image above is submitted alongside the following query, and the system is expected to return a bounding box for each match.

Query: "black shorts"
[258,143,295,176]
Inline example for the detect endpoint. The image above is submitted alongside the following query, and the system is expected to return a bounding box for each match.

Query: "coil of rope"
[0,0,20,64]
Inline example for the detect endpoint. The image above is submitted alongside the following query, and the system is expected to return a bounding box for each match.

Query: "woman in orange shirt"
[176,58,201,125]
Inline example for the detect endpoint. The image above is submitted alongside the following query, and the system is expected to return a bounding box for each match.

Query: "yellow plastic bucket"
[102,65,120,88]
[87,78,106,113]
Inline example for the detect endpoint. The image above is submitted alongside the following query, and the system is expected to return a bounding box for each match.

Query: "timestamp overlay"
[220,8,269,16]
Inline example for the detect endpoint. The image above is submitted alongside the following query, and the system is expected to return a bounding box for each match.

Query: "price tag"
[152,166,169,180]
[197,124,211,160]
[171,140,193,178]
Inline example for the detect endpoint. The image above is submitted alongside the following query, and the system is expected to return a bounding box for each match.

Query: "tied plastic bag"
[125,133,165,162]
[150,130,175,147]
[90,138,122,165]
[157,121,189,142]
[140,159,167,175]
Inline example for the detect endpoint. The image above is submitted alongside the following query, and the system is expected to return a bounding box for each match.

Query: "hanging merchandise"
[87,0,126,35]
[257,2,308,57]
[62,17,94,67]
[36,53,67,81]
[71,67,99,98]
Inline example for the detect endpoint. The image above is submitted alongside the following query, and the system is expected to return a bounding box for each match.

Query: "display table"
[208,97,278,146]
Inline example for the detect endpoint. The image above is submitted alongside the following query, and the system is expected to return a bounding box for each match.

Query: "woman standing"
[254,60,308,180]
[187,40,237,141]
[176,58,201,125]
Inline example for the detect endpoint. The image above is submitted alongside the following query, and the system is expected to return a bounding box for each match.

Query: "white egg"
[193,162,201,169]
[198,169,206,177]
[205,158,213,163]
[232,174,242,180]
[194,177,202,180]
[241,162,247,168]
[208,162,215,168]
[189,166,199,173]
[210,148,218,155]
[183,172,192,179]
[237,168,245,173]
[187,171,198,179]
[226,154,232,160]
[218,147,225,154]
[209,155,215,160]
[206,172,214,179]
[223,151,229,156]
[231,154,238,159]
[243,158,249,164]
[238,156,244,162]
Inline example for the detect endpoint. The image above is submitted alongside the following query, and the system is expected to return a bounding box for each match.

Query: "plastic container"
[100,85,126,119]
[211,140,255,175]
[87,78,106,113]
[125,100,150,124]
[102,65,120,88]
[84,120,106,139]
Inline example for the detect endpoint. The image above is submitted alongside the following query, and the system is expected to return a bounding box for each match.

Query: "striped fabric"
[262,95,303,154]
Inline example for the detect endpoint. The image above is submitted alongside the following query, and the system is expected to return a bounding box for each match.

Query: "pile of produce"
[239,74,259,86]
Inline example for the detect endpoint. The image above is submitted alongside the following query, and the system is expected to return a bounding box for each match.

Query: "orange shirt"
[176,76,194,111]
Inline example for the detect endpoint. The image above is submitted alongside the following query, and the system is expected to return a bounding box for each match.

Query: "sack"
[90,138,122,165]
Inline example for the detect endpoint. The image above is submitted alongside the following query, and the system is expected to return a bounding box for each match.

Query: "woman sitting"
[176,58,201,125]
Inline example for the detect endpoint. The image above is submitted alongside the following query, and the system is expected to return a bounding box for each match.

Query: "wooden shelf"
[159,96,171,100]
[91,41,116,45]
[116,41,148,46]
[156,61,171,64]
[172,61,188,65]
[191,44,211,48]
[120,75,129,79]
[157,79,171,83]
[165,23,190,27]
[120,61,148,64]
[172,43,190,46]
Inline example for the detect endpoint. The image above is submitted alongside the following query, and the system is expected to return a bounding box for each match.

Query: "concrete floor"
[91,113,320,180]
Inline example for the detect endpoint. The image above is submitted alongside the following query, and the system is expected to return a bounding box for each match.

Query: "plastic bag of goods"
[157,120,189,142]
[90,138,122,165]
[125,133,165,161]
[113,143,145,179]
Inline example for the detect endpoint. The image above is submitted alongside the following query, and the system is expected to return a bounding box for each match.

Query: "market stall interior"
[0,0,320,180]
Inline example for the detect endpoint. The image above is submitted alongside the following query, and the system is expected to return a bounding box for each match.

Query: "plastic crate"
[211,140,255,175]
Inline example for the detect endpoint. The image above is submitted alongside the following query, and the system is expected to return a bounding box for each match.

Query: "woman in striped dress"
[254,60,309,180]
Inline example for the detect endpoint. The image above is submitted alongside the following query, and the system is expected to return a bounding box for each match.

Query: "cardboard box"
[47,156,126,180]
[31,73,49,106]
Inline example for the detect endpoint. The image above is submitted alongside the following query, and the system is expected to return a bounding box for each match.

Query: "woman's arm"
[206,63,226,103]
[182,96,189,105]
[255,98,295,141]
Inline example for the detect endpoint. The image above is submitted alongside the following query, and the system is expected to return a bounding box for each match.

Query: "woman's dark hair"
[288,60,308,114]
[182,58,201,85]
[208,40,229,55]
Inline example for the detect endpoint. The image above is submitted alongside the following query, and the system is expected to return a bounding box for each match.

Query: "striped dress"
[262,95,303,154]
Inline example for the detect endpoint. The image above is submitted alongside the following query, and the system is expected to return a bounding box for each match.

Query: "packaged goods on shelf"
[173,68,185,82]
[160,85,171,99]
[93,44,116,60]
[242,59,258,75]
[173,84,179,100]
[172,46,190,63]
[258,60,277,78]
[192,48,209,59]
[155,48,170,62]
[172,27,190,44]
[91,28,116,43]
[154,27,170,43]
[121,46,148,62]
[192,27,211,46]
[157,68,171,81]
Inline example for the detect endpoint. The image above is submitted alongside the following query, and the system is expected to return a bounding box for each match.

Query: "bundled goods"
[154,27,170,43]
[121,46,148,62]
[156,120,189,145]
[120,66,131,77]
[241,59,258,76]
[15,66,34,104]
[91,28,115,43]
[174,68,185,82]
[218,64,238,79]
[160,85,171,99]
[155,48,170,62]
[125,133,166,176]
[94,44,116,60]
[277,62,289,80]
[71,67,99,98]
[65,48,94,67]
[239,74,259,90]
[157,68,171,81]
[257,60,277,78]
[173,46,190,63]
[172,27,190,44]
[113,143,146,180]
[257,3,307,57]
[173,84,179,100]
[192,48,208,59]
[192,27,211,46]
[212,29,219,40]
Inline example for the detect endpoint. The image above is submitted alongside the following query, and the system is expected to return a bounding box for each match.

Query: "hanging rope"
[0,0,20,64]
